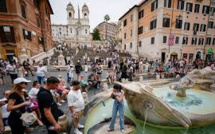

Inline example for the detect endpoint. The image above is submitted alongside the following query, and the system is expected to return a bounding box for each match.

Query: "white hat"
[13,77,31,85]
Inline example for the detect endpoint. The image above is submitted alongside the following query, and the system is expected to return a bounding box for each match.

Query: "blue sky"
[49,0,141,31]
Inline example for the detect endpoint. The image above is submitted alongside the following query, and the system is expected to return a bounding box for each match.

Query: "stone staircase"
[49,47,132,65]
[49,48,76,65]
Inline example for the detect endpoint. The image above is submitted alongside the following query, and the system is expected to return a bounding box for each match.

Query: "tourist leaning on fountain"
[107,84,125,133]
[67,81,85,134]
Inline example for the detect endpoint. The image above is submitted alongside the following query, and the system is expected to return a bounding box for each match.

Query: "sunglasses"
[20,82,28,85]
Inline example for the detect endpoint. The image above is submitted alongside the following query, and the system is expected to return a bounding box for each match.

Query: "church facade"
[51,2,92,48]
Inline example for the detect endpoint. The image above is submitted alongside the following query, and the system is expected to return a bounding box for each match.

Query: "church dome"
[82,3,89,11]
[67,2,74,10]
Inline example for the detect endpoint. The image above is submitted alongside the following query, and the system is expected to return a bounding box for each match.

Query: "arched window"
[70,28,72,33]
[85,29,87,34]
[84,13,87,18]
[21,3,26,19]
[196,51,201,60]
[69,12,72,17]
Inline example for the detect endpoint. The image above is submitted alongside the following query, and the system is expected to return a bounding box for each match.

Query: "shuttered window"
[0,26,16,43]
[0,0,7,13]
[23,29,32,41]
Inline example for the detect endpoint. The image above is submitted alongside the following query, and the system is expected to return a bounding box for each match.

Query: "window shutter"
[23,29,26,39]
[0,26,5,42]
[28,31,31,41]
[10,27,15,43]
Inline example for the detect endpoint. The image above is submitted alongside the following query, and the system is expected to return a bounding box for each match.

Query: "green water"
[85,99,215,134]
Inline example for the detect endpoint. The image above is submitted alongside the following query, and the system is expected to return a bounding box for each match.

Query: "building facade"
[96,21,118,40]
[119,0,215,63]
[0,0,54,60]
[182,0,215,63]
[52,3,91,48]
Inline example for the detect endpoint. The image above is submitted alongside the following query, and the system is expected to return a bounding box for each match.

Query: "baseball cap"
[71,81,80,86]
[14,77,31,85]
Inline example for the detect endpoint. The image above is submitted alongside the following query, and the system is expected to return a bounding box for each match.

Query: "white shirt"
[36,66,47,77]
[67,89,85,112]
[28,88,39,99]
[85,65,88,72]
[68,67,74,78]
[179,60,184,67]
[6,64,17,74]
[0,98,10,118]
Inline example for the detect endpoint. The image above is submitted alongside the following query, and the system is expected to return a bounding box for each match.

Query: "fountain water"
[184,127,189,134]
[142,107,148,133]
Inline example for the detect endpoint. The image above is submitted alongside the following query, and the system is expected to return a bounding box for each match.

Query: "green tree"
[104,14,110,22]
[92,28,101,40]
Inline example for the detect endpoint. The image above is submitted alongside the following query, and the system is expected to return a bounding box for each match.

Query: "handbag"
[58,114,69,132]
[20,112,37,127]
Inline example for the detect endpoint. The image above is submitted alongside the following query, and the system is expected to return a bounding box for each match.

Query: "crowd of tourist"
[0,76,88,134]
[0,50,215,134]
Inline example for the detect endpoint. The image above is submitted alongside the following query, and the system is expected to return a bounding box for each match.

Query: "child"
[56,75,69,103]
[28,81,40,100]
[68,65,74,83]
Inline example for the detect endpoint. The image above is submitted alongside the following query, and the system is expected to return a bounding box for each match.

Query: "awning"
[171,52,178,56]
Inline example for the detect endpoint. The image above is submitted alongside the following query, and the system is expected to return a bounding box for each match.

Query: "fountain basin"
[84,97,215,134]
[116,79,215,128]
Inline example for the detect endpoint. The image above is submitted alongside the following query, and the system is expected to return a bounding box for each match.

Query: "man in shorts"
[68,81,85,134]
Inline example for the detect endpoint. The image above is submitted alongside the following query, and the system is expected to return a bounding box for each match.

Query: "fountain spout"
[170,83,188,98]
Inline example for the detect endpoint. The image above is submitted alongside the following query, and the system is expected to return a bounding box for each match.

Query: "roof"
[48,0,54,14]
[119,5,138,20]
[97,21,117,27]
[118,0,148,20]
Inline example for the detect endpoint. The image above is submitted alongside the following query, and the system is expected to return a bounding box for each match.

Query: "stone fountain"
[116,67,215,128]
[84,67,215,134]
